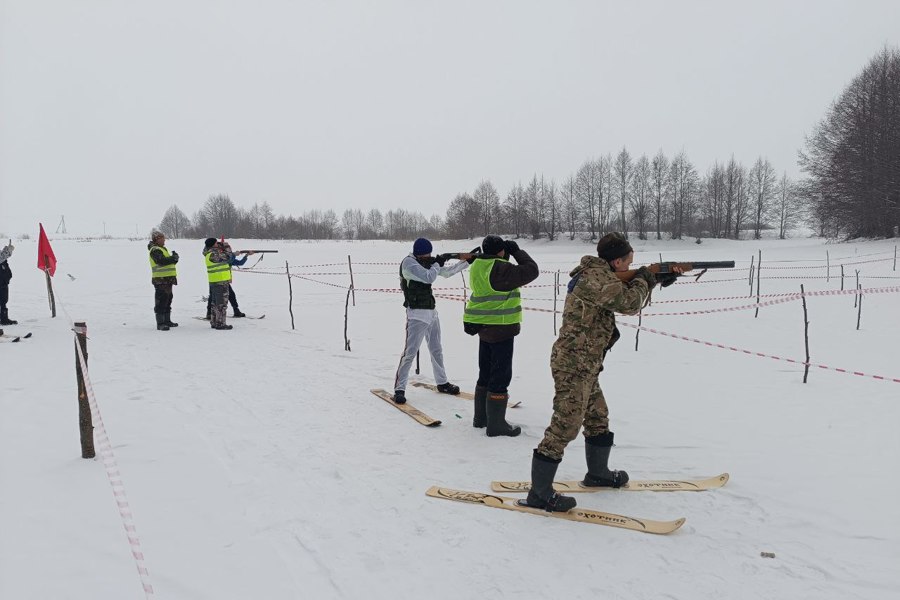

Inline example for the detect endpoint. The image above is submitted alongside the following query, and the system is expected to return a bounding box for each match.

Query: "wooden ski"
[411,382,521,408]
[491,473,729,493]
[370,389,441,427]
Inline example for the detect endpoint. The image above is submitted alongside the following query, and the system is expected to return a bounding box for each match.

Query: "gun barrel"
[237,250,279,253]
[690,261,735,269]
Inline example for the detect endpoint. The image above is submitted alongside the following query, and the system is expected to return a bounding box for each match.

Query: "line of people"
[148,231,255,331]
[393,232,669,513]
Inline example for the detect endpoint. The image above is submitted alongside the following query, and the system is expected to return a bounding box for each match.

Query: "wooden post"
[754,250,762,318]
[854,270,859,308]
[840,264,844,291]
[635,309,642,351]
[74,322,95,458]
[285,261,295,330]
[856,284,863,331]
[347,255,356,307]
[44,257,57,318]
[553,270,559,336]
[748,254,755,296]
[826,250,830,283]
[343,287,352,351]
[800,286,810,384]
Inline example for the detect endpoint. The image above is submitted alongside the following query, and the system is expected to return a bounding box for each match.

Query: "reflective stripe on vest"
[205,253,232,283]
[463,258,523,325]
[148,245,177,280]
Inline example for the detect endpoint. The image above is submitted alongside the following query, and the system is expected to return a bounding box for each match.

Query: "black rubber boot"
[392,390,406,404]
[212,324,233,330]
[582,431,629,488]
[233,310,246,318]
[155,313,169,331]
[520,450,577,512]
[472,385,488,428]
[0,309,16,325]
[165,311,178,327]
[486,393,521,437]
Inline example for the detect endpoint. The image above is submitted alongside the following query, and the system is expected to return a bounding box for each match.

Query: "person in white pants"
[392,238,475,404]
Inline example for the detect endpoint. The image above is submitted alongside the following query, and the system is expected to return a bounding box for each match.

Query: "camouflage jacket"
[550,256,654,376]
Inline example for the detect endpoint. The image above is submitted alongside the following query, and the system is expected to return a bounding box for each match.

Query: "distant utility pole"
[56,215,67,234]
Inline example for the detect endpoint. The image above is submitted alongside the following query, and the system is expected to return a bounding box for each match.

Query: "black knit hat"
[204,237,217,249]
[596,232,633,261]
[481,235,505,256]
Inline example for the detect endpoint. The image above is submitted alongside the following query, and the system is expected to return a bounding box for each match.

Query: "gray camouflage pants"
[209,283,230,328]
[536,371,610,461]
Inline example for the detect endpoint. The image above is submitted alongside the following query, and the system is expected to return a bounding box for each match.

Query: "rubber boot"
[582,431,629,488]
[472,385,488,428]
[165,311,178,327]
[485,393,521,437]
[520,450,577,512]
[233,309,246,318]
[155,313,169,331]
[0,308,15,325]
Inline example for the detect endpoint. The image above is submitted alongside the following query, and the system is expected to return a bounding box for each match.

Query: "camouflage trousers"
[209,283,230,328]
[536,370,610,461]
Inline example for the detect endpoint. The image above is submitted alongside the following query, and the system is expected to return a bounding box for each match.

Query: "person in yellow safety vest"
[148,230,179,331]
[203,238,236,330]
[462,235,539,437]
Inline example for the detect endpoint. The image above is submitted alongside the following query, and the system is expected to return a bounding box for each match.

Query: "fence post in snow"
[754,250,762,318]
[826,250,830,283]
[347,255,356,307]
[840,264,844,291]
[74,322,95,458]
[553,270,559,336]
[856,285,863,331]
[286,260,295,330]
[748,254,755,296]
[800,286,810,384]
[854,270,860,308]
[344,287,352,351]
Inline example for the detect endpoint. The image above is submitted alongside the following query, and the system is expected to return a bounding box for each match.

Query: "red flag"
[37,223,57,277]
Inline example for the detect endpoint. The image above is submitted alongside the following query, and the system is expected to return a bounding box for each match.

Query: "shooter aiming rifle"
[615,261,735,287]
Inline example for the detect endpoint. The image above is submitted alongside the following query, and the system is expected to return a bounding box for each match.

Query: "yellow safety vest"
[463,258,522,325]
[205,252,232,284]
[148,245,177,281]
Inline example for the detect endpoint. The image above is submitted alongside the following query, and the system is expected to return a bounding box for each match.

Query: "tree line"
[159,47,899,243]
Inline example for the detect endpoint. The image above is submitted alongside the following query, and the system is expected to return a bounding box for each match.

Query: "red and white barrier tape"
[73,326,154,597]
[616,321,900,384]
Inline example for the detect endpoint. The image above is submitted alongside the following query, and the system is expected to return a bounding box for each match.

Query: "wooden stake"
[344,287,352,351]
[826,250,830,282]
[856,284,863,331]
[285,260,295,330]
[347,255,356,307]
[74,322,95,458]
[754,250,762,318]
[800,286,810,384]
[748,254,755,296]
[854,270,859,308]
[840,264,844,291]
[44,255,57,318]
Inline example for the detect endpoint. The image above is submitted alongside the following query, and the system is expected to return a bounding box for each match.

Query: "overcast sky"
[1,0,898,237]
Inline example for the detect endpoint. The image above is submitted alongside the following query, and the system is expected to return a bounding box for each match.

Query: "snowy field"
[1,234,899,600]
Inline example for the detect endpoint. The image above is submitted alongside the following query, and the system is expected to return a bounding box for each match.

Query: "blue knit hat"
[412,238,432,255]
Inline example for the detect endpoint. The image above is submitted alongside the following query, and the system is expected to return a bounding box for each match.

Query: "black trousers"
[0,283,8,317]
[207,284,239,314]
[153,283,173,315]
[476,337,515,394]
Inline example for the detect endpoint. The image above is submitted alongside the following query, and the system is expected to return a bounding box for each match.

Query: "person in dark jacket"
[463,235,539,437]
[0,241,16,325]
[147,231,179,331]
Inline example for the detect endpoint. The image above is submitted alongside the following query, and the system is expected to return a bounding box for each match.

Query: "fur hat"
[204,237,217,249]
[596,232,633,261]
[481,235,505,256]
[412,238,433,256]
[151,230,165,241]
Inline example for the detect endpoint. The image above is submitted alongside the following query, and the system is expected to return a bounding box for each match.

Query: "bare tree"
[800,46,900,238]
[561,174,579,240]
[614,147,633,235]
[366,209,384,238]
[775,173,801,239]
[473,180,501,236]
[629,155,652,239]
[748,157,777,239]
[200,194,240,237]
[575,160,601,239]
[502,183,526,238]
[158,205,191,238]
[650,150,669,239]
[543,179,561,241]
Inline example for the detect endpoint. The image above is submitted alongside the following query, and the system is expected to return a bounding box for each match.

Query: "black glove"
[633,266,657,288]
[504,240,519,255]
[171,251,179,263]
[657,273,679,288]
[434,253,449,267]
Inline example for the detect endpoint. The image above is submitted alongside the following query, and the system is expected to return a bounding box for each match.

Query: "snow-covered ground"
[1,234,899,600]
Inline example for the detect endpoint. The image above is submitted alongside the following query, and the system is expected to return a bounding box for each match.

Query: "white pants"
[393,310,448,392]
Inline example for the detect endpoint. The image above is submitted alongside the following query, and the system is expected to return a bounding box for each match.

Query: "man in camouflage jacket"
[524,232,658,512]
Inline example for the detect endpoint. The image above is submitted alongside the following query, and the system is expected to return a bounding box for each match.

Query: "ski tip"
[427,420,442,427]
[24,332,33,339]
